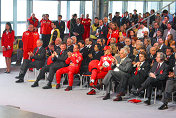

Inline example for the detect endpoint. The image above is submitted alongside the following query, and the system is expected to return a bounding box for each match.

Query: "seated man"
[158,53,176,110]
[128,52,150,90]
[133,52,169,105]
[96,48,132,101]
[87,46,114,95]
[15,39,46,83]
[31,42,68,89]
[55,44,83,91]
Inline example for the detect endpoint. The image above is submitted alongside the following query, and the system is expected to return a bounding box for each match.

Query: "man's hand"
[2,47,7,51]
[112,58,118,65]
[149,72,156,78]
[67,52,72,57]
[99,66,103,70]
[88,53,93,59]
[28,51,34,57]
[168,72,174,78]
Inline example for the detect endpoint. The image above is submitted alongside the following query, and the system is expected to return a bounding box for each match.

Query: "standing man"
[56,15,65,40]
[70,14,77,37]
[40,14,52,48]
[27,13,39,32]
[72,18,84,41]
[82,14,91,41]
[96,20,108,42]
[49,22,60,45]
[22,24,35,60]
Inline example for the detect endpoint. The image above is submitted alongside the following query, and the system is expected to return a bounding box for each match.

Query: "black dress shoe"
[42,84,52,89]
[31,82,39,87]
[144,100,151,105]
[158,104,168,110]
[56,84,60,89]
[16,79,24,83]
[15,76,21,79]
[103,93,110,100]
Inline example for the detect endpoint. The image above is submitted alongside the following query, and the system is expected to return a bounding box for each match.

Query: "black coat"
[72,24,84,41]
[56,20,65,39]
[97,25,108,41]
[52,49,68,66]
[149,62,169,81]
[31,47,46,69]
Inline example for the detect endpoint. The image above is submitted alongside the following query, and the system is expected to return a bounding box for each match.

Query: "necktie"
[35,48,39,55]
[135,67,138,75]
[155,63,160,74]
[60,50,63,55]
[59,21,60,25]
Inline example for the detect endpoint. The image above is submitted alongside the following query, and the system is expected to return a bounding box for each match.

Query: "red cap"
[103,46,111,50]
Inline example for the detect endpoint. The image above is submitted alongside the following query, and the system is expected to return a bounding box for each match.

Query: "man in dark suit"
[158,54,176,110]
[56,15,65,40]
[150,29,163,46]
[147,46,157,65]
[96,48,132,101]
[165,47,175,71]
[129,52,150,89]
[149,22,160,38]
[96,20,108,42]
[158,38,167,53]
[70,14,77,37]
[112,12,121,27]
[78,40,89,74]
[31,42,68,89]
[15,39,46,83]
[72,18,84,41]
[133,52,169,105]
[66,37,74,52]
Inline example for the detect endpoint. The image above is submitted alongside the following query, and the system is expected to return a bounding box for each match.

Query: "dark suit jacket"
[31,47,46,69]
[54,45,60,51]
[67,45,73,52]
[80,47,89,66]
[72,24,84,41]
[97,25,108,41]
[91,51,103,61]
[52,49,68,67]
[149,62,169,81]
[165,54,175,71]
[147,54,156,64]
[158,44,167,53]
[133,61,150,80]
[56,20,65,39]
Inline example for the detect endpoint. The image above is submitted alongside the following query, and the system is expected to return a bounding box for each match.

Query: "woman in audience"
[107,22,119,45]
[165,34,175,47]
[1,22,15,73]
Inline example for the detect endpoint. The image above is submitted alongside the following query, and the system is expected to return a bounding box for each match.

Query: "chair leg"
[154,88,157,104]
[144,89,147,100]
[172,92,174,103]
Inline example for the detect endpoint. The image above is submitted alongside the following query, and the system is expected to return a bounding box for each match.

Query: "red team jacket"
[1,30,15,49]
[40,19,52,34]
[65,51,83,69]
[28,17,39,28]
[107,29,119,45]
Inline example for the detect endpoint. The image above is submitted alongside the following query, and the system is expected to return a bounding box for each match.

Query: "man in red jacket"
[55,44,83,91]
[22,24,35,59]
[87,46,114,95]
[27,13,39,32]
[82,14,91,40]
[40,14,52,48]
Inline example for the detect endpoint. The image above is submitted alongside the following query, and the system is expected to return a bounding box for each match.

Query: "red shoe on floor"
[65,86,72,91]
[29,68,33,72]
[87,89,96,95]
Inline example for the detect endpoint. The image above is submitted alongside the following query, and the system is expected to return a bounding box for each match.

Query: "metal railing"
[126,1,175,37]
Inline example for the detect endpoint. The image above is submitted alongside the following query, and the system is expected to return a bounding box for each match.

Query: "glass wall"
[0,0,175,37]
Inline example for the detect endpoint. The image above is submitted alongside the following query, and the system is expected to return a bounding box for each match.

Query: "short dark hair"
[46,14,49,17]
[163,9,168,14]
[58,15,62,18]
[52,21,57,26]
[94,17,99,20]
[139,51,147,59]
[61,42,67,46]
[166,47,174,52]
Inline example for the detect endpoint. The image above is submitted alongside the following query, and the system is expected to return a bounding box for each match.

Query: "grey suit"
[162,64,176,104]
[103,56,132,94]
[163,29,176,41]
